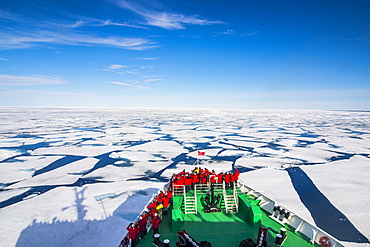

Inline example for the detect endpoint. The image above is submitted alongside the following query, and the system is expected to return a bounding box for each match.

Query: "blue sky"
[0,0,369,109]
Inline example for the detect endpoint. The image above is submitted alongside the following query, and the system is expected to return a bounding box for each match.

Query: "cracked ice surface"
[0,107,369,247]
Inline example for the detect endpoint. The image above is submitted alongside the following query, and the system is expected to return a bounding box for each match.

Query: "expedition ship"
[119,164,343,247]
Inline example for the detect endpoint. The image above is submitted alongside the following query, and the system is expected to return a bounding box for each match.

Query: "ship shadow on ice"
[287,167,369,244]
[0,178,109,209]
[15,187,159,247]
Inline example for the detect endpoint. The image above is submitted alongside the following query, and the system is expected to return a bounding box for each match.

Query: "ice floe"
[0,107,369,247]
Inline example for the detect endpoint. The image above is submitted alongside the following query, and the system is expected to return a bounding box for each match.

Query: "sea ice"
[0,107,369,247]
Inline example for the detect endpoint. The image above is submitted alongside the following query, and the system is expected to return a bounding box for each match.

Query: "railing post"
[194,185,197,214]
[222,182,228,212]
[233,183,238,212]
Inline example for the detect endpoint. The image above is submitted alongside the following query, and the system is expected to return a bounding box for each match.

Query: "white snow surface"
[0,107,369,247]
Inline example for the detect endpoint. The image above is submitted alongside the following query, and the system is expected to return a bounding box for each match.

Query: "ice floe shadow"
[287,167,369,243]
[128,152,243,182]
[2,140,60,153]
[32,151,133,178]
[128,153,194,182]
[15,187,159,247]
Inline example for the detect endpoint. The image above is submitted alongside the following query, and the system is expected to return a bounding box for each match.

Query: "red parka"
[162,197,170,208]
[126,224,139,240]
[152,216,161,229]
[233,169,240,181]
[217,173,223,183]
[210,174,217,183]
[167,190,173,199]
[225,173,231,183]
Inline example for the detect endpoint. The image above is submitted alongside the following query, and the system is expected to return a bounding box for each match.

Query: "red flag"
[198,151,205,156]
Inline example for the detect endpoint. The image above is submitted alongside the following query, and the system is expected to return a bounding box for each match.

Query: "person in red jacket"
[148,199,159,219]
[191,172,199,186]
[138,215,148,239]
[162,196,170,215]
[179,169,186,176]
[225,172,231,190]
[233,168,240,187]
[172,176,180,189]
[158,191,165,200]
[184,174,192,192]
[151,213,161,234]
[126,222,140,247]
[198,173,204,184]
[167,189,173,200]
[217,172,223,184]
[142,212,149,221]
[230,172,235,189]
[200,173,207,184]
[204,168,210,176]
[149,207,158,219]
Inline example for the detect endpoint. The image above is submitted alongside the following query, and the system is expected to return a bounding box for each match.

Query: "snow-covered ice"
[0,107,369,247]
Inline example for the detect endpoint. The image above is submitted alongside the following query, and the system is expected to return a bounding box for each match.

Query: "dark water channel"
[286,167,369,243]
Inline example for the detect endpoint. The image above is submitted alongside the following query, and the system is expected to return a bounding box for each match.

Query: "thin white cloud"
[108,64,129,70]
[241,31,260,37]
[218,29,236,35]
[107,81,149,90]
[125,80,139,83]
[69,20,86,28]
[99,20,147,29]
[52,18,148,30]
[0,8,157,50]
[0,57,7,61]
[215,30,259,37]
[116,1,225,30]
[0,74,68,86]
[1,30,157,50]
[144,78,162,82]
[126,70,141,75]
[132,57,159,60]
[102,64,131,72]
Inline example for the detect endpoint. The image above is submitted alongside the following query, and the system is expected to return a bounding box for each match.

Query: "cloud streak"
[144,78,162,82]
[116,0,225,30]
[0,30,157,50]
[107,64,129,70]
[218,29,236,35]
[107,81,149,90]
[98,20,147,29]
[0,74,68,86]
[0,8,157,50]
[50,18,148,30]
[132,57,159,60]
[241,31,260,37]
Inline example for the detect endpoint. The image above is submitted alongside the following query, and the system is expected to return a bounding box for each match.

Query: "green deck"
[138,190,319,247]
